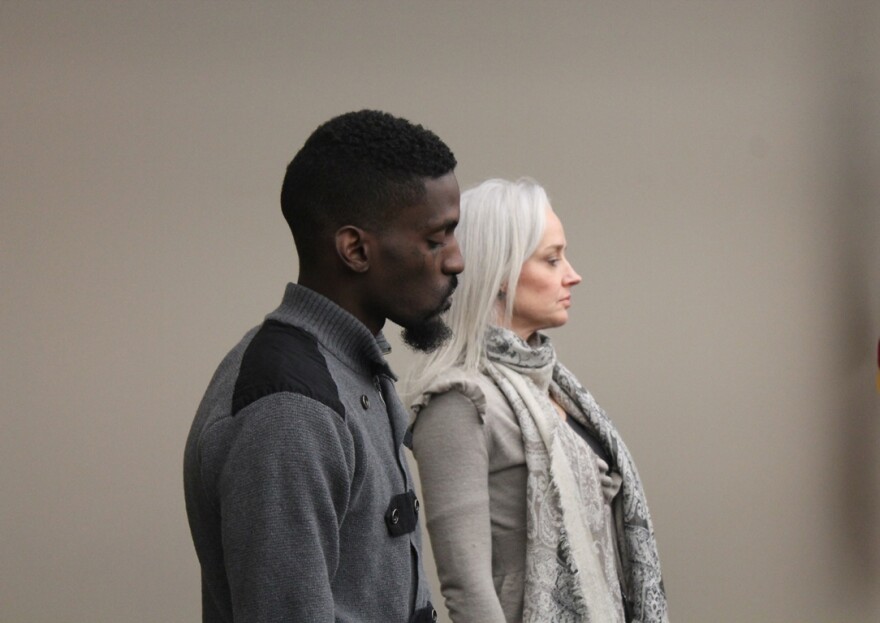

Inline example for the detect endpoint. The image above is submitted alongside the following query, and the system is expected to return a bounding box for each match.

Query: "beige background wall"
[2,1,879,621]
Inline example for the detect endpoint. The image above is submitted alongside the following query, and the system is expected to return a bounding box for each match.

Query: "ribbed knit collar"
[267,283,395,379]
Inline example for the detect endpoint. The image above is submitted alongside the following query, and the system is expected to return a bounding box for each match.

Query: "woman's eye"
[547,257,560,266]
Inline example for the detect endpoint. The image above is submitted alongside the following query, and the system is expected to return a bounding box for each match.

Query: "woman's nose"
[565,261,582,286]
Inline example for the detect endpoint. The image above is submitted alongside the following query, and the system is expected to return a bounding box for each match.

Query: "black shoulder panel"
[232,319,345,418]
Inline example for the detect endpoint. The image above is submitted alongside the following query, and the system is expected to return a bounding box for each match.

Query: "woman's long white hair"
[405,177,549,399]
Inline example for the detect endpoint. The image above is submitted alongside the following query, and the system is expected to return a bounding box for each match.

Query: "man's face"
[367,172,464,352]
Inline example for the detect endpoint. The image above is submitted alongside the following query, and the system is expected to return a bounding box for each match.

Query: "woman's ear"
[495,281,512,324]
[335,226,370,273]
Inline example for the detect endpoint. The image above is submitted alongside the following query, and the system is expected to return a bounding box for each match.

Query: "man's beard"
[401,314,453,353]
[401,277,456,353]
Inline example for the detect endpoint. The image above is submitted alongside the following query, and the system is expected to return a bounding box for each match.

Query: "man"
[184,110,463,622]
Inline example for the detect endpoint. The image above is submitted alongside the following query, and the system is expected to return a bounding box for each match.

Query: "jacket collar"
[267,283,395,379]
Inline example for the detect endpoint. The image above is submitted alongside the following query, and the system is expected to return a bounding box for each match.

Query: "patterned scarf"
[484,326,668,623]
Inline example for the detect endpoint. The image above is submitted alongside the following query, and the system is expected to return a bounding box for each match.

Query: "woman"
[407,179,668,623]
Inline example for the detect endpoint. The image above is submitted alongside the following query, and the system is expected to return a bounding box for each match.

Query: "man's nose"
[443,238,464,275]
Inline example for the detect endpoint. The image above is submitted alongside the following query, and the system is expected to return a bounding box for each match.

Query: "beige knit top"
[410,369,622,623]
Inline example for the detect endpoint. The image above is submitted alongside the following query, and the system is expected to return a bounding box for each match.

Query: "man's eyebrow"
[424,216,458,231]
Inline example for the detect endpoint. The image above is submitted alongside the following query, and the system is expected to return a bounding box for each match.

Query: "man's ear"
[335,226,371,273]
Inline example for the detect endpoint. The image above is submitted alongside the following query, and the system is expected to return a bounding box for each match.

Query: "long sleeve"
[207,393,354,623]
[412,390,507,623]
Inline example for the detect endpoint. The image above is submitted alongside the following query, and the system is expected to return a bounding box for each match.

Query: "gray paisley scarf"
[484,326,668,623]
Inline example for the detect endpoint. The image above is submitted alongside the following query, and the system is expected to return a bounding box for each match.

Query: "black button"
[360,395,370,409]
[385,490,418,537]
[413,497,420,513]
[408,604,436,623]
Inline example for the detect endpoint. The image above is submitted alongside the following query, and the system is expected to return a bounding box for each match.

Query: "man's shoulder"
[231,319,345,418]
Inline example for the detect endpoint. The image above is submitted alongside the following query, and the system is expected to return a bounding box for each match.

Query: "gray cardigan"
[184,284,434,622]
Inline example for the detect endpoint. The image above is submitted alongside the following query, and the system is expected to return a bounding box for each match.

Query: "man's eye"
[428,239,444,249]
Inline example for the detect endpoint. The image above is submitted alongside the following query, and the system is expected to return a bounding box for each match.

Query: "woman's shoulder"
[411,365,487,406]
[410,366,507,421]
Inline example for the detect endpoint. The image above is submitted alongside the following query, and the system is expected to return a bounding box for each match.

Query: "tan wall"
[2,2,878,621]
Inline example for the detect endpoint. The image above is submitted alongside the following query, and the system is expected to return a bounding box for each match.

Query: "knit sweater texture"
[184,284,433,622]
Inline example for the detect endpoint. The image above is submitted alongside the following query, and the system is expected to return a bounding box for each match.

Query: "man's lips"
[429,277,458,317]
[442,276,458,305]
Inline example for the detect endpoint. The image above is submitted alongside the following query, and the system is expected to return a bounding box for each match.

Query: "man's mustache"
[445,275,458,299]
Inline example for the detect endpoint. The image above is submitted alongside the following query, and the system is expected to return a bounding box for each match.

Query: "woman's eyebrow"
[541,243,565,252]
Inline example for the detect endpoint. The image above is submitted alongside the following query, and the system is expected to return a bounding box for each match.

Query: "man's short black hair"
[281,110,457,263]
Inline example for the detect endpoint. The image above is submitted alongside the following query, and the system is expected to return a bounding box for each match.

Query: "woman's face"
[509,205,582,341]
